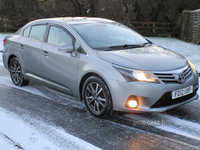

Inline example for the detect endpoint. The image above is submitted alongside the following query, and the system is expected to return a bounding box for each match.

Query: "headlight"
[187,59,196,74]
[113,64,159,83]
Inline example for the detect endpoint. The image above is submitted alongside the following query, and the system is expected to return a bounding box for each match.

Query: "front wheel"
[9,57,29,86]
[82,76,112,117]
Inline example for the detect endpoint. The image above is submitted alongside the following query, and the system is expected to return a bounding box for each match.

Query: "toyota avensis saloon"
[2,17,199,117]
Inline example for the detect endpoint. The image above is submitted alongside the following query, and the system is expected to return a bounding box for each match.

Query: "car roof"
[16,17,116,35]
[31,17,114,25]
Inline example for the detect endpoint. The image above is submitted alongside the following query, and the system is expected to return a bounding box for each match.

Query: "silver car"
[2,17,199,117]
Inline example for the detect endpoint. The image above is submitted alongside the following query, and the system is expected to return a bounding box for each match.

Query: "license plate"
[172,86,193,99]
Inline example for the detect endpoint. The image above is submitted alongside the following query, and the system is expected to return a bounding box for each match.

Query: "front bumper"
[107,71,199,113]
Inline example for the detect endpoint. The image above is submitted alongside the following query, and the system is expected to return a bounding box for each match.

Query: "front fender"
[77,53,126,101]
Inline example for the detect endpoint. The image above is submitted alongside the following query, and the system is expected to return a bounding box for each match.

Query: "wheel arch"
[8,54,17,69]
[79,72,113,103]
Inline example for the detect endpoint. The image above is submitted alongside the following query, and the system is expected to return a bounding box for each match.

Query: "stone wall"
[178,9,200,45]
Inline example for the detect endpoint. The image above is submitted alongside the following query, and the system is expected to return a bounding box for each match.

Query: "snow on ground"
[0,33,200,149]
[0,76,51,99]
[0,108,62,150]
[0,107,101,150]
[0,133,21,150]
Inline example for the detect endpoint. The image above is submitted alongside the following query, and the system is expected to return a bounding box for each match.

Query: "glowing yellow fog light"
[126,100,138,109]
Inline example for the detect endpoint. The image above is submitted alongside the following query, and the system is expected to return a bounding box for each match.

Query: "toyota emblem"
[177,73,185,83]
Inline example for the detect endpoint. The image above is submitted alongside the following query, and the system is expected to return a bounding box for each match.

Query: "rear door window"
[29,24,47,41]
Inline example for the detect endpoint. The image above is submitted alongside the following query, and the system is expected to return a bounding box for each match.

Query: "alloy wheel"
[83,76,112,117]
[85,82,106,113]
[9,58,29,86]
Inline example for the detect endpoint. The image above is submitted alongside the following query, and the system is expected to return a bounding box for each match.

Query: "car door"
[17,24,47,83]
[41,24,80,95]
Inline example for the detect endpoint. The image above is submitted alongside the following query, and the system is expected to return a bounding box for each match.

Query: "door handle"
[42,51,48,57]
[19,44,24,50]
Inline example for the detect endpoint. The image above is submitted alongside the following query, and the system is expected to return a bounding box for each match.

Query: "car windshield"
[71,22,148,51]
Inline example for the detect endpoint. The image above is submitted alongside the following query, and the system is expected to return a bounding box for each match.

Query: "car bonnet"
[97,45,188,71]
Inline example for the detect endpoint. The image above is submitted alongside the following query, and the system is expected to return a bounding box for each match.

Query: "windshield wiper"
[141,42,151,47]
[106,44,143,51]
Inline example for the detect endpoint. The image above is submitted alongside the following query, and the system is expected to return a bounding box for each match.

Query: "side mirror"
[58,44,74,53]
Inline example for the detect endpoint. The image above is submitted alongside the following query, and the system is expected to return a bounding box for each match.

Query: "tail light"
[3,39,5,47]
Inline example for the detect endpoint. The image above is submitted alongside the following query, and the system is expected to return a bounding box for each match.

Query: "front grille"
[150,84,198,108]
[154,66,192,84]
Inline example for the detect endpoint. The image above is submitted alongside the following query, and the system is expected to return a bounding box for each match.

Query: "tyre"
[82,76,112,117]
[9,57,29,86]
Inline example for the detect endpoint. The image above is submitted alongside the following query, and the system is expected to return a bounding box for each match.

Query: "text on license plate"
[172,86,193,99]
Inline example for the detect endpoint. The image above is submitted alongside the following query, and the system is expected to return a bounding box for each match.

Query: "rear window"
[23,26,31,37]
[29,24,47,41]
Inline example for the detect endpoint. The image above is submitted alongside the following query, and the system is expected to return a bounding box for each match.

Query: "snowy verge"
[0,108,62,150]
[0,133,21,150]
[0,108,101,150]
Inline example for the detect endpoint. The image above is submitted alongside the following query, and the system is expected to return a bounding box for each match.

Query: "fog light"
[126,99,138,109]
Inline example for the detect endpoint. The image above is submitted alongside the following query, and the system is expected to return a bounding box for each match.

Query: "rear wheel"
[82,76,112,117]
[9,57,29,86]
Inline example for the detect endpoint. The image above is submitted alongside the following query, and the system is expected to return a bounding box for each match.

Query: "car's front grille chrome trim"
[154,65,192,84]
